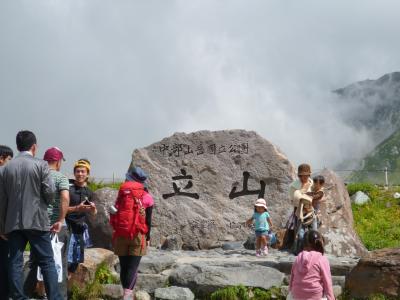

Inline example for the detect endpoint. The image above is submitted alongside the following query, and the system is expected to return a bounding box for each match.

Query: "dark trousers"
[8,230,62,300]
[24,227,70,300]
[118,256,142,290]
[0,238,9,300]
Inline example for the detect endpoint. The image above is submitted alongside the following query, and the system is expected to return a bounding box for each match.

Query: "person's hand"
[245,220,252,227]
[76,202,92,212]
[50,221,62,233]
[0,234,8,241]
[146,240,150,247]
[89,202,97,215]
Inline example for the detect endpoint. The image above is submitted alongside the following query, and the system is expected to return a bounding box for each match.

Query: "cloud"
[1,0,400,178]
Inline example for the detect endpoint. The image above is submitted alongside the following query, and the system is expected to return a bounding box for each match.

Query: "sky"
[1,0,400,179]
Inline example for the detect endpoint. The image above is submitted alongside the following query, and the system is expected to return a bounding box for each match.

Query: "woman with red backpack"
[110,167,154,300]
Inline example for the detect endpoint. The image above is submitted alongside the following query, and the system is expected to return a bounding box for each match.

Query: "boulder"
[135,290,152,300]
[131,130,296,250]
[135,274,169,293]
[88,130,367,257]
[139,251,177,274]
[68,248,118,289]
[101,284,123,300]
[87,187,118,250]
[317,169,368,257]
[345,248,400,298]
[161,234,184,251]
[154,286,195,300]
[169,261,285,296]
[350,191,370,205]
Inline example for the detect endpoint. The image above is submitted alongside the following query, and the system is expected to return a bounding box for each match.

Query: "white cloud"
[1,0,400,177]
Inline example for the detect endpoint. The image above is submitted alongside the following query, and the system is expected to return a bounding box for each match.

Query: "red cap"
[43,147,65,162]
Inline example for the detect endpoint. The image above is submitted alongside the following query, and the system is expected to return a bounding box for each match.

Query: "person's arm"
[145,206,153,242]
[87,189,97,215]
[41,162,55,205]
[267,216,273,229]
[0,170,8,239]
[51,189,70,233]
[245,215,254,227]
[320,256,335,300]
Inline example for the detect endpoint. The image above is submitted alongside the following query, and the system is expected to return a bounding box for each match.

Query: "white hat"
[254,198,268,210]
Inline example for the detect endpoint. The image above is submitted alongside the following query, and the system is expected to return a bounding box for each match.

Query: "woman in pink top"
[288,230,335,300]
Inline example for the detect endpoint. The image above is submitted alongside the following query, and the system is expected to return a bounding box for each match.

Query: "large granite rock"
[169,261,285,296]
[345,248,400,298]
[155,286,195,300]
[132,130,295,250]
[318,169,368,257]
[88,130,367,257]
[68,248,118,289]
[87,187,118,250]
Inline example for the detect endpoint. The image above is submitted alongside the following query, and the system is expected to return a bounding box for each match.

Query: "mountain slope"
[335,71,400,143]
[352,129,400,184]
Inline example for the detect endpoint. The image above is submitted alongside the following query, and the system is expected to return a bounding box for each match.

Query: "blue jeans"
[0,238,9,300]
[8,230,62,300]
[24,227,70,300]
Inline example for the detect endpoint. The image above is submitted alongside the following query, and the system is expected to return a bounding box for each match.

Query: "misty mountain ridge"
[334,71,400,144]
[335,71,400,183]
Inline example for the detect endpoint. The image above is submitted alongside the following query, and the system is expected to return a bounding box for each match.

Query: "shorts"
[113,233,147,256]
[255,230,269,238]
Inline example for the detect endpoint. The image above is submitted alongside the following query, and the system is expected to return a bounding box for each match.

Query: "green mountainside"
[351,129,400,184]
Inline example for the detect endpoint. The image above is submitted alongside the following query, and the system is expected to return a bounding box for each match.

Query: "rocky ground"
[70,246,360,299]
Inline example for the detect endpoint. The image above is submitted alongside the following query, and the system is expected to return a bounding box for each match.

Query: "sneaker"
[255,250,261,257]
[263,246,269,255]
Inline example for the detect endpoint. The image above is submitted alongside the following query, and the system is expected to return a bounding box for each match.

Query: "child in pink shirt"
[288,230,335,300]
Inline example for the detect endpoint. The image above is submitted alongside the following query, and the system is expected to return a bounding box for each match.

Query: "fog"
[1,0,400,178]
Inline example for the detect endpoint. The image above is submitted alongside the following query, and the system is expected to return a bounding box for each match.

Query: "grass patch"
[70,262,119,300]
[349,184,400,250]
[209,285,284,300]
[338,290,394,300]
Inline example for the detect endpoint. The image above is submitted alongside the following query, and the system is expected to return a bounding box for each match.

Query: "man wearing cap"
[0,131,62,300]
[24,147,70,299]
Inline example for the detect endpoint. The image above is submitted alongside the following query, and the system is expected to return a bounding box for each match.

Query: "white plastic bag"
[37,234,64,283]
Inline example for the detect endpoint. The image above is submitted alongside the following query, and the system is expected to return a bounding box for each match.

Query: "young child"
[288,230,334,300]
[306,175,325,230]
[246,198,273,257]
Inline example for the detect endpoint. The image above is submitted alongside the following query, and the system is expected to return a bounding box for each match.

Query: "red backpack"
[110,181,148,240]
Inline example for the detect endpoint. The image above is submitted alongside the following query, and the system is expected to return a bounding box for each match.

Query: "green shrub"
[351,186,400,250]
[347,183,379,198]
[70,262,119,300]
[210,285,249,300]
[210,286,284,300]
[95,262,120,284]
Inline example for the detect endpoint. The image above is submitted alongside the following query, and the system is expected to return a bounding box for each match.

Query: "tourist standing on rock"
[25,147,70,299]
[0,145,13,300]
[66,159,96,275]
[288,230,334,300]
[110,166,154,300]
[246,198,273,256]
[282,164,313,252]
[0,131,62,300]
